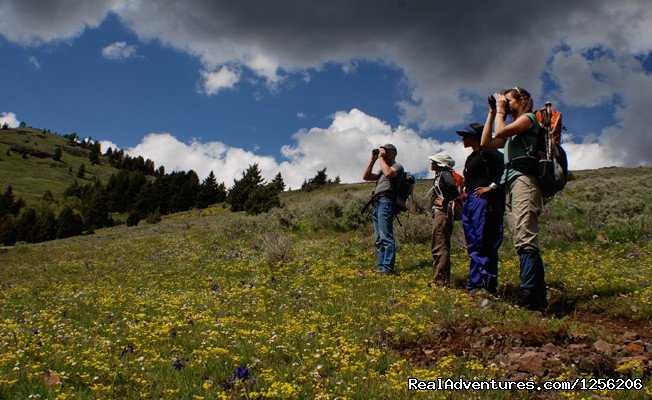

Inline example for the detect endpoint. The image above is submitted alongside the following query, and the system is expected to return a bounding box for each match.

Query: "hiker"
[427,152,459,286]
[457,123,505,294]
[362,144,404,274]
[480,86,548,312]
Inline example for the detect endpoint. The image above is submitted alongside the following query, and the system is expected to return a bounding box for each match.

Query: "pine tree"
[0,186,23,218]
[89,141,101,165]
[77,164,86,178]
[56,207,84,239]
[226,164,281,215]
[0,215,16,245]
[53,146,62,161]
[227,164,265,212]
[271,172,285,192]
[196,171,225,208]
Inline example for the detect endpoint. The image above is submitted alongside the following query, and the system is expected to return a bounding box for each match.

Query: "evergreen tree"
[77,164,86,178]
[243,184,281,215]
[0,216,16,245]
[30,207,57,243]
[56,207,84,239]
[271,172,285,192]
[81,184,113,231]
[168,171,200,212]
[226,164,281,215]
[42,190,56,204]
[227,164,265,212]
[53,146,62,161]
[14,207,37,242]
[0,186,23,218]
[89,141,101,165]
[196,171,225,208]
[301,168,334,191]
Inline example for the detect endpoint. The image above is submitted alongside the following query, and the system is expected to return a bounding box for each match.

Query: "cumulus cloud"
[0,112,20,128]
[1,0,651,165]
[101,41,138,60]
[99,140,119,153]
[0,0,120,45]
[200,66,240,95]
[124,109,622,189]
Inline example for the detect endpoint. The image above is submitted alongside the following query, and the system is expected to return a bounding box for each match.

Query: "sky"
[1,0,651,189]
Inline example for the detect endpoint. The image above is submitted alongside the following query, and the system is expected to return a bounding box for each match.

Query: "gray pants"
[505,175,543,254]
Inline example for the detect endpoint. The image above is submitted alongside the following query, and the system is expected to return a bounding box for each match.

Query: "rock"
[570,333,590,343]
[423,349,435,356]
[569,344,589,350]
[511,351,547,376]
[480,327,494,335]
[575,352,614,375]
[593,340,613,356]
[621,331,640,342]
[541,343,557,354]
[625,343,645,355]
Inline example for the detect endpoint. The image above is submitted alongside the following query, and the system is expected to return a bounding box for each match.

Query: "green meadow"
[0,128,119,206]
[1,142,651,398]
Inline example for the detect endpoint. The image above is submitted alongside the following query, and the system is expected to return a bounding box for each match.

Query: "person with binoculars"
[480,86,548,313]
[362,144,403,274]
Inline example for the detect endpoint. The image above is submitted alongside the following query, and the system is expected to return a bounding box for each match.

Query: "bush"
[146,209,162,224]
[261,231,294,265]
[395,213,432,244]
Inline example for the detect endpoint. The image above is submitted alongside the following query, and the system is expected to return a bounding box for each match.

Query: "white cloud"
[1,0,651,166]
[200,66,240,95]
[28,56,40,69]
[99,140,119,153]
[0,112,20,128]
[102,41,138,60]
[122,109,623,190]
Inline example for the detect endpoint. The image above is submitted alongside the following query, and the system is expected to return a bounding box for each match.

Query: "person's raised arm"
[362,150,381,181]
[377,148,398,178]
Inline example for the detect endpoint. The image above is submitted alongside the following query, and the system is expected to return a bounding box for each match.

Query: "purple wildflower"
[230,364,255,385]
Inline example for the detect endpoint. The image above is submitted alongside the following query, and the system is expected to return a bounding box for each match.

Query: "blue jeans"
[462,191,505,291]
[372,198,396,272]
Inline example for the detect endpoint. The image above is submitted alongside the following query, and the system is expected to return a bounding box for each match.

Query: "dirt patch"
[390,315,651,381]
[563,310,652,343]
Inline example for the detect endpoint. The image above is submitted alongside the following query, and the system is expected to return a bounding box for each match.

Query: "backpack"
[509,102,568,199]
[394,171,416,213]
[449,169,465,220]
[431,169,465,220]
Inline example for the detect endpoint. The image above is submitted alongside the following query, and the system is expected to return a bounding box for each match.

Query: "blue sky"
[1,1,651,188]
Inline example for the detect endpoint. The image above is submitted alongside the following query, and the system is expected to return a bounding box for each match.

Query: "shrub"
[261,231,294,265]
[146,209,163,224]
[395,213,432,244]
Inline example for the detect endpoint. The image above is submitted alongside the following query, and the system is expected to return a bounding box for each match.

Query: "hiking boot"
[516,287,547,313]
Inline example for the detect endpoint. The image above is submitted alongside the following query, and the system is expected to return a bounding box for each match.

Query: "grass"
[0,128,120,206]
[1,167,651,399]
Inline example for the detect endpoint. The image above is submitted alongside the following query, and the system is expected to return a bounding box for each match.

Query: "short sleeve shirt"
[374,162,404,195]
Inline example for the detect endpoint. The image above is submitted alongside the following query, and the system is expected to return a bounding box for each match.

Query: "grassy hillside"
[0,128,120,205]
[1,149,651,397]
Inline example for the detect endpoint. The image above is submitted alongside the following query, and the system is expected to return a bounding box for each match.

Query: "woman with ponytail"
[481,86,547,313]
